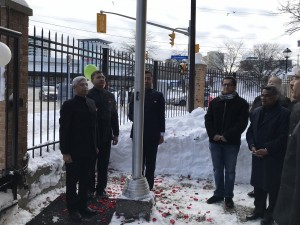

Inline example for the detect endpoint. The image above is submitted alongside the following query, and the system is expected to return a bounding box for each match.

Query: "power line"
[196,7,279,17]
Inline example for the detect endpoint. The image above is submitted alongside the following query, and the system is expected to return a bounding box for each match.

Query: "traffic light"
[195,44,200,53]
[169,31,175,47]
[97,13,106,33]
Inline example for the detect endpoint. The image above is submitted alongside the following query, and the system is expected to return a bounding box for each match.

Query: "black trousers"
[89,140,111,193]
[65,157,93,212]
[142,140,159,190]
[254,186,279,217]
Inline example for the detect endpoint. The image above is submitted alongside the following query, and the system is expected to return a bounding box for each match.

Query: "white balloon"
[0,42,12,66]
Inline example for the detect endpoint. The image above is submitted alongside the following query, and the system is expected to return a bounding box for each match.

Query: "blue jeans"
[209,142,240,198]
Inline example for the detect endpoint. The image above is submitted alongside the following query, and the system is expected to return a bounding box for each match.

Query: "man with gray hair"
[59,76,98,222]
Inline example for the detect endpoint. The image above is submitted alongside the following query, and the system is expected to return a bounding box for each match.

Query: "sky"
[25,0,300,62]
[0,107,262,225]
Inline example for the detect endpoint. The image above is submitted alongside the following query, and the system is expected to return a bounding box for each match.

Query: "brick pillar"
[0,0,32,169]
[194,58,207,109]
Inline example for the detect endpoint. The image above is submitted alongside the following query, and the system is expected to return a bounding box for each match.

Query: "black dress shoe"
[96,190,109,199]
[247,190,255,198]
[79,207,97,217]
[261,216,274,225]
[246,212,264,221]
[225,197,234,208]
[69,211,82,222]
[206,196,224,204]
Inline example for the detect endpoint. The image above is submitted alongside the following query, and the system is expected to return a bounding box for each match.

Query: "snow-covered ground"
[0,107,260,225]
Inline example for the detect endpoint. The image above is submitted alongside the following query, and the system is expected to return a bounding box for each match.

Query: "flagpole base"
[116,176,154,221]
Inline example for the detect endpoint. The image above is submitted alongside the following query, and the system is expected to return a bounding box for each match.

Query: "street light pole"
[188,0,196,113]
[283,48,292,74]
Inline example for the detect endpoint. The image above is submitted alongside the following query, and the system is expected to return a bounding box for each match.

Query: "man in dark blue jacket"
[205,76,249,209]
[87,71,119,198]
[246,86,290,225]
[59,76,98,222]
[128,71,165,190]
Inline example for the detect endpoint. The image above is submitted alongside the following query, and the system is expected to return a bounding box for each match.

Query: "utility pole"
[188,0,196,113]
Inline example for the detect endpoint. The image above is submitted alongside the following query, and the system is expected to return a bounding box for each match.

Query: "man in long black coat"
[246,86,290,225]
[59,76,98,222]
[273,72,300,225]
[87,71,119,197]
[128,71,165,190]
[247,75,291,198]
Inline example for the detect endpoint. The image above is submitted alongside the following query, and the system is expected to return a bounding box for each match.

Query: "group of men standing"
[59,71,165,222]
[204,74,300,225]
[58,67,300,224]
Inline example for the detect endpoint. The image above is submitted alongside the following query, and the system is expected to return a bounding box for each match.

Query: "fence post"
[153,61,158,90]
[102,48,109,76]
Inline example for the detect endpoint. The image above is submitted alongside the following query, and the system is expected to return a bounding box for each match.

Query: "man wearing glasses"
[274,71,300,225]
[205,76,249,209]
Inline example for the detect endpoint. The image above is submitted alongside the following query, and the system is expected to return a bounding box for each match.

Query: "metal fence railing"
[27,27,189,157]
[204,69,292,109]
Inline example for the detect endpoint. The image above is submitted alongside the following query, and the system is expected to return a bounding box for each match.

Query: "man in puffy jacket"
[205,76,249,209]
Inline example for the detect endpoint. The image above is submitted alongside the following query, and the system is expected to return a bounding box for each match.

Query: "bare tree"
[206,40,244,74]
[278,0,300,34]
[121,30,158,59]
[222,40,244,74]
[239,43,284,78]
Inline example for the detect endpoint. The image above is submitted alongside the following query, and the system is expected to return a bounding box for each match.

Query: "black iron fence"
[27,28,293,158]
[204,69,292,109]
[27,28,189,157]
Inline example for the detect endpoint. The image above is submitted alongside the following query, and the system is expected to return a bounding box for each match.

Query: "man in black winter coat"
[59,76,98,222]
[128,71,165,190]
[273,71,300,225]
[87,71,119,198]
[204,76,249,209]
[247,75,291,198]
[246,86,290,225]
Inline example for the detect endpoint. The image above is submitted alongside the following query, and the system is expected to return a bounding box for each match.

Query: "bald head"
[267,76,282,91]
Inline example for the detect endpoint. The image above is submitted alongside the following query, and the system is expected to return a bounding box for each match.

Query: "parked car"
[168,93,187,106]
[39,86,58,101]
